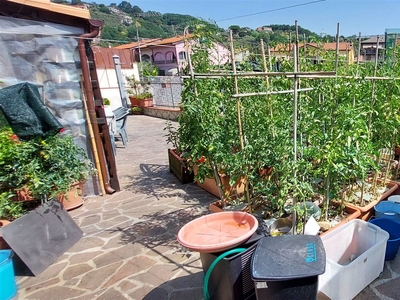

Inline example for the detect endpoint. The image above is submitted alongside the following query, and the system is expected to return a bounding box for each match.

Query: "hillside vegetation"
[54,1,351,49]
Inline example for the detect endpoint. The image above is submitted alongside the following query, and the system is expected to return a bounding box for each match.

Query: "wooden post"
[267,43,273,71]
[335,23,340,74]
[356,32,362,76]
[229,30,252,213]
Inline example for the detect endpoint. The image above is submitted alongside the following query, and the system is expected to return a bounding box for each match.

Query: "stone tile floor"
[12,115,400,299]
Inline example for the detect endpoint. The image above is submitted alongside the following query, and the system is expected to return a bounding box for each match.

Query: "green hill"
[55,1,340,49]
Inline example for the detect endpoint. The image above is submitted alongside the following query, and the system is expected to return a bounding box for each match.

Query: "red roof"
[113,34,194,50]
[92,46,134,69]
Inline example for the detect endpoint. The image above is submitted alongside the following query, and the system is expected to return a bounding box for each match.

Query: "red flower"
[199,156,205,163]
[59,128,65,133]
[9,134,19,142]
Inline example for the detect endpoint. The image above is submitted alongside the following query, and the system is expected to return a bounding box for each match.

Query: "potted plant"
[164,121,193,184]
[0,127,96,210]
[130,106,143,115]
[103,98,111,106]
[125,76,153,108]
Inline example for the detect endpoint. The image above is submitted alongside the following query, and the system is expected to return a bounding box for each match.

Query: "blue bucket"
[0,250,17,300]
[374,201,400,221]
[369,218,400,261]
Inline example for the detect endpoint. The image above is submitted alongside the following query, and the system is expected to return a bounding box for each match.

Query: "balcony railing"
[154,59,177,64]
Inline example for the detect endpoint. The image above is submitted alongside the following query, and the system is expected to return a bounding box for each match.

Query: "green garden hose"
[203,248,247,300]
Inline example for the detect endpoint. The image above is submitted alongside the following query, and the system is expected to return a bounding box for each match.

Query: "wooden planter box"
[129,96,153,108]
[193,165,246,199]
[168,149,194,184]
[319,204,361,236]
[345,181,398,221]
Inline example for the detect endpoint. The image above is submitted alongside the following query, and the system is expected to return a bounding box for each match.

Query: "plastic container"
[0,250,17,300]
[319,219,389,300]
[374,201,400,221]
[177,211,258,253]
[251,235,326,300]
[369,218,400,260]
[200,233,263,300]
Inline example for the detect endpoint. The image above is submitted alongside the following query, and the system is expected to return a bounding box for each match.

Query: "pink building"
[114,35,230,75]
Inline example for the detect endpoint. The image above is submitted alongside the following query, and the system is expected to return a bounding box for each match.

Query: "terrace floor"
[13,115,400,300]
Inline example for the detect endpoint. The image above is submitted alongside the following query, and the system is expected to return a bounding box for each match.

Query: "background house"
[114,35,230,75]
[359,35,385,62]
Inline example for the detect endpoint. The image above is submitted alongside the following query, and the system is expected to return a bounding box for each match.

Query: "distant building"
[359,35,385,62]
[114,35,230,76]
[256,26,273,33]
[270,42,355,64]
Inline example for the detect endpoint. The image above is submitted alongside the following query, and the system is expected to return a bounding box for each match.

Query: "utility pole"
[136,20,142,78]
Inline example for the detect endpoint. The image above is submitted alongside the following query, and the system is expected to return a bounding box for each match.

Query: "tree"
[118,1,132,14]
[71,0,82,5]
[229,25,241,36]
[132,5,143,14]
[98,4,110,14]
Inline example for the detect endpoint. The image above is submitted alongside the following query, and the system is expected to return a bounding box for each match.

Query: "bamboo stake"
[267,43,272,71]
[368,35,380,136]
[184,27,196,95]
[394,34,398,64]
[295,20,300,72]
[303,33,307,55]
[187,71,336,78]
[232,87,313,98]
[260,39,274,131]
[293,43,298,233]
[260,39,269,86]
[334,23,340,75]
[229,29,252,214]
[79,75,105,196]
[356,32,362,76]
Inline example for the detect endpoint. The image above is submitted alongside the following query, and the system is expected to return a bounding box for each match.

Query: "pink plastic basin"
[177,211,258,253]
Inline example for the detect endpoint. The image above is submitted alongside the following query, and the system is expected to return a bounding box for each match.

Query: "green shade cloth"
[0,82,63,139]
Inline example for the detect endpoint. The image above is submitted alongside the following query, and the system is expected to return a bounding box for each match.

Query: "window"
[165,51,176,63]
[141,54,151,62]
[178,51,186,60]
[153,52,165,62]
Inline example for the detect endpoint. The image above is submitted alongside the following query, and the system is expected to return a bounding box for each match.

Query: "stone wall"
[148,76,183,108]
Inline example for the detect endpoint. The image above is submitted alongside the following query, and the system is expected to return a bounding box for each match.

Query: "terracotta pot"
[129,96,153,108]
[0,220,11,250]
[13,186,36,202]
[345,180,398,221]
[58,182,84,211]
[168,149,194,184]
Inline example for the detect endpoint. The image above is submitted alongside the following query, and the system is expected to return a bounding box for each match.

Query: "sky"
[94,0,400,37]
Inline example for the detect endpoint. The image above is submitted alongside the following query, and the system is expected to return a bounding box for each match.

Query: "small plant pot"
[129,96,153,108]
[58,182,84,211]
[168,149,194,184]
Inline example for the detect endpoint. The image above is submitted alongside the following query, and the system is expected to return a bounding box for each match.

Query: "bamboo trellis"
[183,21,400,232]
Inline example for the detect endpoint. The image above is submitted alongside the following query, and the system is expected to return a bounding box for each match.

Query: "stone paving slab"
[12,115,400,300]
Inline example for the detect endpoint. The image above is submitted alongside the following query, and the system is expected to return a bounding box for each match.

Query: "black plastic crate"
[252,235,325,300]
[200,233,262,300]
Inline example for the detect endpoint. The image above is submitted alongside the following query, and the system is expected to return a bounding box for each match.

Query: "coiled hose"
[203,248,247,300]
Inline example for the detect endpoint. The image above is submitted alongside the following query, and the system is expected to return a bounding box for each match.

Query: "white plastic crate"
[319,219,389,300]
